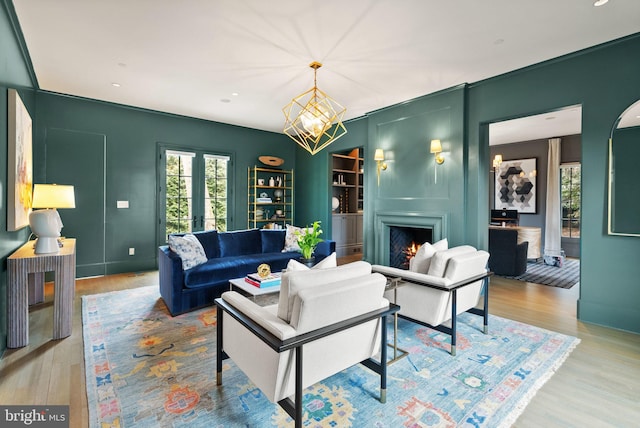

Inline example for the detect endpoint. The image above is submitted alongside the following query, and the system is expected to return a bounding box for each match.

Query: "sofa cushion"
[427,245,477,277]
[409,238,448,273]
[219,229,262,257]
[168,234,208,271]
[192,230,220,259]
[277,260,370,322]
[261,229,286,253]
[184,256,253,288]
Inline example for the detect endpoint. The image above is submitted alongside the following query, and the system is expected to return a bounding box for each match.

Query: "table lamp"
[29,184,76,254]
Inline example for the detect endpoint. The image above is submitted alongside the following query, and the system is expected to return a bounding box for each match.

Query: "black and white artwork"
[495,158,537,213]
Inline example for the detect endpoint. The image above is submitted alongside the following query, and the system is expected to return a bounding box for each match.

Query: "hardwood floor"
[1,270,638,427]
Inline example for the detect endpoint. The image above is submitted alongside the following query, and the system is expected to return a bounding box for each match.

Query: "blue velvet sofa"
[158,228,336,315]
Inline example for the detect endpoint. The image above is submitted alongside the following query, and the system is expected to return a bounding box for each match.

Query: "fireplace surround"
[373,211,448,266]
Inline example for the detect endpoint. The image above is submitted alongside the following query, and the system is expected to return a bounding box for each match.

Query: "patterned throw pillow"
[409,238,448,273]
[168,234,208,271]
[282,224,311,252]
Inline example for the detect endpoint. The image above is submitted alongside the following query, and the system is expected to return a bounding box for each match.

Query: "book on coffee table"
[245,272,282,288]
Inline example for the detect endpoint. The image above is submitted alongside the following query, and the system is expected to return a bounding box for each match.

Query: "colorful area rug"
[83,286,580,427]
[505,258,580,289]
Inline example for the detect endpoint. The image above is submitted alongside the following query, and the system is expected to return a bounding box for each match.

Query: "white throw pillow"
[427,245,476,278]
[168,234,208,271]
[409,238,448,273]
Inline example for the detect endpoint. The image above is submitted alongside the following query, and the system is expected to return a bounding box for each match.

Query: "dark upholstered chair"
[489,228,528,276]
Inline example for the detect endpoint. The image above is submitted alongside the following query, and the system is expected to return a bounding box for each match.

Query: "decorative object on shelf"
[374,148,387,187]
[256,208,264,219]
[332,197,339,212]
[430,139,445,165]
[259,192,269,198]
[258,155,284,167]
[257,178,265,186]
[295,220,324,262]
[29,184,76,254]
[276,176,283,187]
[257,263,271,279]
[283,61,347,155]
[275,209,283,216]
[273,188,283,202]
[494,158,537,213]
[269,176,275,187]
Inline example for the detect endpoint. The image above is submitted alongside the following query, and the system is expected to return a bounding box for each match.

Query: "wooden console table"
[7,239,76,348]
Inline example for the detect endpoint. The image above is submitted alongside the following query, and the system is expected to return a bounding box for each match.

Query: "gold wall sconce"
[374,149,387,186]
[430,139,445,165]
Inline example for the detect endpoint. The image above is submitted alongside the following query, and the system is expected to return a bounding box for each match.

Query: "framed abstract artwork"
[494,157,537,214]
[7,88,33,231]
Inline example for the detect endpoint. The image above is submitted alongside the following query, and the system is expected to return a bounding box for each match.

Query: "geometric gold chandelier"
[283,61,347,155]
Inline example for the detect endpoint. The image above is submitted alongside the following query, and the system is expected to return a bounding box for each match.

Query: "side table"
[7,239,76,348]
[385,276,409,365]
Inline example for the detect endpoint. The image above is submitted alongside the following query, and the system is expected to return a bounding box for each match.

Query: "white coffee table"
[229,276,281,300]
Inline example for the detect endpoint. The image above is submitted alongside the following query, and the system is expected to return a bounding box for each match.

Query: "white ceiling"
[12,0,640,143]
[489,106,582,146]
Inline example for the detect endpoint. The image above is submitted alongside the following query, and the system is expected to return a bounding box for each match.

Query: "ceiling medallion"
[282,61,347,155]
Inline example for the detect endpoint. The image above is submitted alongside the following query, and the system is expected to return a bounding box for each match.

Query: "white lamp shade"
[430,139,442,153]
[374,149,385,161]
[32,184,75,209]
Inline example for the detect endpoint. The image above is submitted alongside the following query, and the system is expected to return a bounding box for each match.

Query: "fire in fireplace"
[389,226,433,268]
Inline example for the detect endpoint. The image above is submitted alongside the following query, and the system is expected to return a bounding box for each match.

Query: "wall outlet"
[129,247,135,256]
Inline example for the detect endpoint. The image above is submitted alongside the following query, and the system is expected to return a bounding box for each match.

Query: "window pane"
[203,155,229,231]
[561,165,581,238]
[165,152,194,236]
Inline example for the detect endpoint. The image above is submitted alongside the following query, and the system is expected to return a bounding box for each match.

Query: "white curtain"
[544,138,562,262]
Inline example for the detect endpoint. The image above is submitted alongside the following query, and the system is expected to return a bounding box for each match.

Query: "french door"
[157,146,231,243]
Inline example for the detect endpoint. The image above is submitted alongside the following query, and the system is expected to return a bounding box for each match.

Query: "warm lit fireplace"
[389,226,433,268]
[373,211,446,267]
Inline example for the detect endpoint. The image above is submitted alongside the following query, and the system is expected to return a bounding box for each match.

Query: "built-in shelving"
[331,148,364,257]
[248,166,293,229]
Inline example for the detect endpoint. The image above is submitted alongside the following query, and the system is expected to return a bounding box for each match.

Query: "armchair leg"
[295,346,303,428]
[216,304,223,385]
[483,277,490,334]
[450,290,457,356]
[380,315,388,403]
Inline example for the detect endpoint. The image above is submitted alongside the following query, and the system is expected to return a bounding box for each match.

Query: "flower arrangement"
[295,220,324,259]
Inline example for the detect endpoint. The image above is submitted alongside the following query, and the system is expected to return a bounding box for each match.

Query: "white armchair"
[215,261,399,428]
[373,245,491,356]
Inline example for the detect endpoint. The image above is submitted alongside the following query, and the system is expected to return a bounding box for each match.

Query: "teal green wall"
[364,86,467,261]
[35,92,294,277]
[466,35,640,333]
[0,0,37,355]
